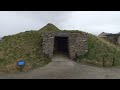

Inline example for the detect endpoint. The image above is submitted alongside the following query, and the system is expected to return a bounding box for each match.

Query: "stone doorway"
[42,32,88,60]
[53,36,69,56]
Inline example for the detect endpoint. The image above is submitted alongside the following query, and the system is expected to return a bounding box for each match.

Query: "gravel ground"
[0,54,120,79]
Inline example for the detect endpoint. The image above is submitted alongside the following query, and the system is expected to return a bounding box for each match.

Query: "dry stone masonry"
[42,32,88,60]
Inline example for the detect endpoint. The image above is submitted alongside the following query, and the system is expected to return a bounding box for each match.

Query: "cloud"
[0,11,120,37]
[57,11,120,35]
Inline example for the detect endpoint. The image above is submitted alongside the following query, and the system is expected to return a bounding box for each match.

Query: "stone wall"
[42,32,88,60]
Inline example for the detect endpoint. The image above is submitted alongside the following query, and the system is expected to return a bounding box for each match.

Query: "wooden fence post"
[112,57,115,66]
[103,57,105,67]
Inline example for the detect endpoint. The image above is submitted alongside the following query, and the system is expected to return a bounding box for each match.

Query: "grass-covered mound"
[0,31,51,73]
[38,23,60,33]
[0,23,60,73]
[0,23,120,73]
[77,33,120,67]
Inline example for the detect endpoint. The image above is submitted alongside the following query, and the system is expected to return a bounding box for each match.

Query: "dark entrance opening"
[53,36,69,55]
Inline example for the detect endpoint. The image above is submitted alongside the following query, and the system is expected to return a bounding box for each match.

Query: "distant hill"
[0,23,120,73]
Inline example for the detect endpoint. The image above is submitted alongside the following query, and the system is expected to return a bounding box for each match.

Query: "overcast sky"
[0,11,120,37]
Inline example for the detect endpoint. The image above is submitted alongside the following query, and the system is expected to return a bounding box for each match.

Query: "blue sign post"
[17,60,26,72]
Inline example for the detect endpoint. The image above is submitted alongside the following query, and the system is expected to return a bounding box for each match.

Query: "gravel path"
[0,54,120,79]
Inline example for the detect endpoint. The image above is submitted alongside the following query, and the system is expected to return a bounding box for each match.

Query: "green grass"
[38,23,60,33]
[0,23,63,73]
[0,24,62,73]
[76,33,120,67]
[0,30,52,73]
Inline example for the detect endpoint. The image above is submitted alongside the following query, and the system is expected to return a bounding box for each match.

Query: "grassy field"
[0,23,120,73]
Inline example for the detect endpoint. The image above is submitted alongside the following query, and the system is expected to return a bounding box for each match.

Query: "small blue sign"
[17,60,25,66]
